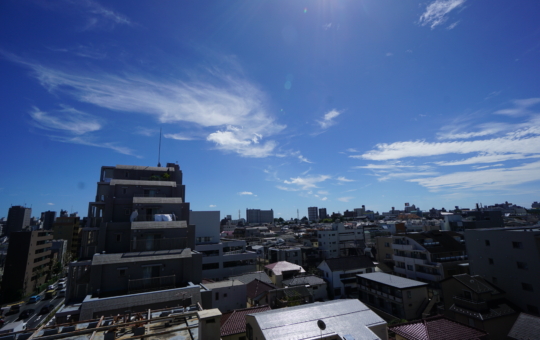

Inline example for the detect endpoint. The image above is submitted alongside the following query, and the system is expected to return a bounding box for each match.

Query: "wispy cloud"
[435,154,540,166]
[6,53,285,158]
[53,135,137,156]
[298,155,313,163]
[238,191,254,195]
[317,109,342,129]
[446,21,460,30]
[338,196,354,202]
[30,105,101,134]
[47,203,55,206]
[283,175,331,190]
[165,133,197,141]
[419,0,466,29]
[494,98,540,116]
[409,161,540,191]
[336,176,355,182]
[209,204,216,207]
[386,53,393,57]
[71,0,132,30]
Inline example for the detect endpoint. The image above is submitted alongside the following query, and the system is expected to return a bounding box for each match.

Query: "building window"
[407,291,412,299]
[118,269,126,277]
[527,305,539,315]
[125,172,129,178]
[215,292,219,300]
[522,283,533,292]
[384,242,390,247]
[517,261,528,270]
[488,258,494,265]
[407,265,413,271]
[485,240,490,246]
[122,188,127,194]
[386,254,391,259]
[116,234,121,242]
[224,293,227,298]
[512,241,523,249]
[124,209,130,215]
[206,319,215,324]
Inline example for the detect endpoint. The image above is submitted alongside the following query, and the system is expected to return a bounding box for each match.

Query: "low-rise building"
[282,275,328,301]
[201,280,247,313]
[264,261,305,287]
[389,315,488,340]
[245,299,388,340]
[220,305,271,340]
[357,272,429,321]
[318,256,375,299]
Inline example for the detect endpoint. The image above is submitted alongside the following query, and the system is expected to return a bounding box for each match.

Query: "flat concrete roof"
[131,220,187,229]
[357,272,428,289]
[116,165,176,172]
[133,197,183,204]
[92,249,192,265]
[110,179,177,187]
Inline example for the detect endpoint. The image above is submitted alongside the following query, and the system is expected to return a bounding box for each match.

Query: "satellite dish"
[317,319,326,331]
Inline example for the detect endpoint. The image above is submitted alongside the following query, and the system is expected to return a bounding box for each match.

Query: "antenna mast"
[157,128,162,167]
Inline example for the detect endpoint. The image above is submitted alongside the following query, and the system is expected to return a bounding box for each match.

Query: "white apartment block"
[316,222,365,259]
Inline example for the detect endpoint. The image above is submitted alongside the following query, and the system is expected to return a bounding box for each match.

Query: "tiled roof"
[453,274,499,294]
[228,271,272,285]
[282,275,326,287]
[450,303,517,321]
[265,261,305,275]
[321,256,374,272]
[389,315,488,340]
[246,279,276,299]
[508,313,540,340]
[220,305,271,337]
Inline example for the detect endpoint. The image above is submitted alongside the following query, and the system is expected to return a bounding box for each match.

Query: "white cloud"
[435,153,540,166]
[321,197,328,201]
[419,0,466,29]
[283,175,331,190]
[164,133,197,141]
[494,98,540,116]
[322,23,332,30]
[52,135,137,156]
[72,0,132,30]
[209,204,216,207]
[47,203,55,206]
[347,148,359,152]
[317,109,342,129]
[337,176,355,182]
[30,105,101,134]
[408,161,540,191]
[473,163,503,169]
[238,191,254,195]
[276,185,301,192]
[338,196,354,202]
[318,190,329,195]
[298,155,313,163]
[386,53,393,57]
[377,171,439,182]
[7,53,285,158]
[446,21,460,30]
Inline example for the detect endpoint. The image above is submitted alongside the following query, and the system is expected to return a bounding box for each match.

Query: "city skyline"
[1,0,539,219]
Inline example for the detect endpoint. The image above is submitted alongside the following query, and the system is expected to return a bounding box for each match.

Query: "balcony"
[415,271,443,282]
[128,275,176,294]
[393,243,414,251]
[453,295,488,311]
[130,237,187,252]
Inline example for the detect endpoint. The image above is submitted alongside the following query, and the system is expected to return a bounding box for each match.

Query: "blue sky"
[1,0,539,220]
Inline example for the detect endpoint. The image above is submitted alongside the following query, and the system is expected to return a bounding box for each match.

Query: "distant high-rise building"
[53,213,81,257]
[308,207,318,221]
[246,209,274,224]
[319,208,327,219]
[41,210,56,230]
[5,205,31,236]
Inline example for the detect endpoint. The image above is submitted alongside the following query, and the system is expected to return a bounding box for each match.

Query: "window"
[386,254,391,259]
[224,293,228,298]
[488,258,494,265]
[485,240,490,246]
[384,242,390,247]
[407,265,413,271]
[522,283,533,292]
[206,319,215,324]
[407,291,412,299]
[512,241,523,249]
[463,290,472,299]
[118,269,126,277]
[125,171,129,178]
[215,292,219,300]
[116,234,121,242]
[122,187,127,194]
[517,261,528,270]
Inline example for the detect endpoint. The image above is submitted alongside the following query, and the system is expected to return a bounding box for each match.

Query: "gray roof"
[109,179,177,187]
[131,220,187,229]
[249,299,385,340]
[453,274,499,294]
[228,271,272,285]
[116,165,176,172]
[132,197,183,204]
[282,275,326,287]
[357,272,428,289]
[203,280,245,289]
[321,256,375,272]
[92,249,192,265]
[508,313,540,340]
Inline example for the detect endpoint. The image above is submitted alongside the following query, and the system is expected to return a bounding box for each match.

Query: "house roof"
[246,279,276,299]
[449,302,517,321]
[320,256,374,272]
[396,230,466,254]
[272,286,312,299]
[282,275,326,287]
[389,315,488,340]
[265,261,305,275]
[452,274,500,294]
[203,280,244,289]
[358,272,428,289]
[249,299,385,339]
[220,305,271,337]
[228,271,272,285]
[508,313,540,340]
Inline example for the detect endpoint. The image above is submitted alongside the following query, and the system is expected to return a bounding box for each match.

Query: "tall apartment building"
[465,226,540,316]
[318,208,327,219]
[1,230,52,302]
[246,209,274,224]
[5,205,31,236]
[67,163,202,313]
[41,210,56,230]
[307,207,318,222]
[316,222,365,259]
[53,213,81,258]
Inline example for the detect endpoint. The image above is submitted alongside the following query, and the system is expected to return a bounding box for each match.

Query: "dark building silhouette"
[5,205,31,236]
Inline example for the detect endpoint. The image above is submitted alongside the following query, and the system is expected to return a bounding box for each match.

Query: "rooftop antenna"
[157,128,162,167]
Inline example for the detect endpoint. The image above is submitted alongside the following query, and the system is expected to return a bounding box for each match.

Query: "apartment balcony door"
[144,234,162,251]
[144,189,157,197]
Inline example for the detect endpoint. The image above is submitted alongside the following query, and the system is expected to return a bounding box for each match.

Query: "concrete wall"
[191,211,221,244]
[201,282,247,313]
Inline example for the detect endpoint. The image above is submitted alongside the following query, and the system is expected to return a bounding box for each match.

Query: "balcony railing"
[453,295,488,311]
[128,275,176,294]
[133,194,167,197]
[130,237,187,251]
[135,214,178,222]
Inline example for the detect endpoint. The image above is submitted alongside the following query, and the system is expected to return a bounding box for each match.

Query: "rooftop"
[109,179,177,187]
[131,220,187,229]
[508,313,540,340]
[220,305,271,337]
[452,274,500,294]
[358,272,428,289]
[282,275,326,287]
[249,299,386,339]
[116,164,176,172]
[228,271,273,285]
[389,315,488,340]
[265,261,305,275]
[91,248,191,265]
[246,279,276,299]
[132,197,183,204]
[202,280,244,289]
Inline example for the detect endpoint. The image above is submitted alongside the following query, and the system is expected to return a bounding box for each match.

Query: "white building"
[316,222,365,259]
[318,256,375,299]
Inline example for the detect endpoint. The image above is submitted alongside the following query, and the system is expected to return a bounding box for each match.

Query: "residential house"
[246,279,276,307]
[357,272,429,321]
[282,274,328,301]
[201,280,247,313]
[264,261,305,287]
[318,256,375,299]
[389,315,488,340]
[220,305,271,340]
[266,286,313,309]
